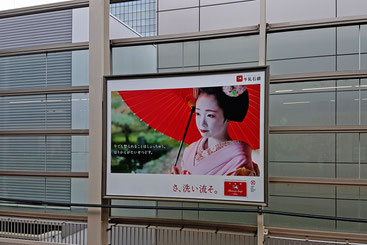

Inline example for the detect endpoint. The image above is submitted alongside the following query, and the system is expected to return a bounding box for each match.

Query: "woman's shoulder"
[226,140,251,152]
[186,138,203,149]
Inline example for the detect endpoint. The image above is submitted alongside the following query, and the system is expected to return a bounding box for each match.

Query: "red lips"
[200,129,208,133]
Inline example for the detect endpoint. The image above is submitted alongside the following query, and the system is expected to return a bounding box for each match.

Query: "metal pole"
[88,0,110,244]
[257,207,265,245]
[258,0,266,244]
[259,0,267,66]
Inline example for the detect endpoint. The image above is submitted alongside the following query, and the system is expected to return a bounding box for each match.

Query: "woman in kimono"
[177,85,257,176]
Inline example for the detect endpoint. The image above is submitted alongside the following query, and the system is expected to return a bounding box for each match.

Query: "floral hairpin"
[222,85,247,97]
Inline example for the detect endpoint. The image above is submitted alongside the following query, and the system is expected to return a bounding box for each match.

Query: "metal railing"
[109,224,257,245]
[0,217,87,245]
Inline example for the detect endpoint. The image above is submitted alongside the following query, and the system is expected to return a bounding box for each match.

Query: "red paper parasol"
[118,84,260,150]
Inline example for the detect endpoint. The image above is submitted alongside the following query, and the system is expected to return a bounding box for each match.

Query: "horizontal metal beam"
[110,217,257,234]
[269,177,367,186]
[270,70,367,83]
[0,238,66,245]
[0,129,89,136]
[268,226,367,244]
[0,42,89,57]
[110,0,138,3]
[268,14,367,32]
[111,26,259,47]
[0,210,87,222]
[0,0,89,19]
[270,126,367,134]
[0,86,89,97]
[0,171,88,178]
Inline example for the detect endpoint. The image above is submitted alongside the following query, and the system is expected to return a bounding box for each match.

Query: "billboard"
[105,68,268,204]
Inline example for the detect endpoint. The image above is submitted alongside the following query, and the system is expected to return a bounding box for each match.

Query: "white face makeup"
[195,93,228,140]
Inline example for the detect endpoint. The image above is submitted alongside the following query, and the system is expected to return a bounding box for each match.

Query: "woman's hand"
[234,167,255,176]
[170,166,180,174]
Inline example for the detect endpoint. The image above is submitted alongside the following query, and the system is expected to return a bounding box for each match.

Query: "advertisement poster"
[106,69,267,204]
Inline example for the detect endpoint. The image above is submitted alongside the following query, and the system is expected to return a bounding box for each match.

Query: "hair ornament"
[222,85,247,97]
[193,88,199,99]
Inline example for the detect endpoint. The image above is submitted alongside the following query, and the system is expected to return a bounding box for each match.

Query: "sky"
[0,0,67,11]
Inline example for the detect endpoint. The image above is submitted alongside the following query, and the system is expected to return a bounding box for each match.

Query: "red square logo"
[224,181,247,197]
[236,75,243,82]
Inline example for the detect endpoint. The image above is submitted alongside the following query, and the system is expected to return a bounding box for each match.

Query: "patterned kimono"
[180,138,256,176]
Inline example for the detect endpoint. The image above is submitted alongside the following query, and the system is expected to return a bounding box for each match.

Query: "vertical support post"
[88,0,110,245]
[258,0,266,244]
[257,207,265,245]
[259,0,267,66]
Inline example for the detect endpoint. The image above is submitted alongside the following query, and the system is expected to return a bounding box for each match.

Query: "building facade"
[110,0,157,37]
[0,0,366,244]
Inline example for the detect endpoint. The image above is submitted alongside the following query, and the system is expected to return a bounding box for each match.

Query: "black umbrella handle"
[174,106,196,167]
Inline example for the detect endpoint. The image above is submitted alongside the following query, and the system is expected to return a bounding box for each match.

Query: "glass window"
[270,133,365,179]
[362,54,367,70]
[71,178,88,206]
[0,54,46,90]
[337,26,359,55]
[46,52,72,87]
[112,45,157,75]
[110,0,157,37]
[268,56,336,75]
[270,80,364,127]
[111,199,157,218]
[72,50,89,86]
[158,42,183,69]
[0,136,71,172]
[336,133,359,178]
[336,80,360,125]
[199,36,259,66]
[72,93,89,130]
[0,51,84,90]
[267,26,365,75]
[267,28,336,60]
[266,195,335,230]
[361,133,367,179]
[72,136,89,172]
[361,25,367,53]
[270,82,336,126]
[112,35,259,75]
[267,184,367,233]
[337,54,359,71]
[336,198,367,233]
[269,134,336,178]
[0,93,88,130]
[0,177,71,204]
[197,203,257,225]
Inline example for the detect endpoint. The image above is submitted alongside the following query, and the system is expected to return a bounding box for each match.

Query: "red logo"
[236,75,243,82]
[251,180,256,185]
[224,181,247,197]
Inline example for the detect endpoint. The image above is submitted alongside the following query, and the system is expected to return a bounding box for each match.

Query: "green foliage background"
[110,91,182,173]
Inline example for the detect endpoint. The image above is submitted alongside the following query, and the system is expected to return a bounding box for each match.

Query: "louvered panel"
[0,54,46,90]
[0,136,46,171]
[0,177,71,203]
[0,94,72,130]
[0,51,73,90]
[0,136,72,172]
[46,52,72,87]
[0,136,72,203]
[0,10,72,50]
[45,178,71,203]
[46,94,72,129]
[46,136,71,172]
[0,95,46,130]
[0,177,46,201]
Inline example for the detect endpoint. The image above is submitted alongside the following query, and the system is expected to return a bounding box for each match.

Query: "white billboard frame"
[104,67,269,206]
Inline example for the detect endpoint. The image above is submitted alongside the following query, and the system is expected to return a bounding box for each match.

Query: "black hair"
[198,86,249,122]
